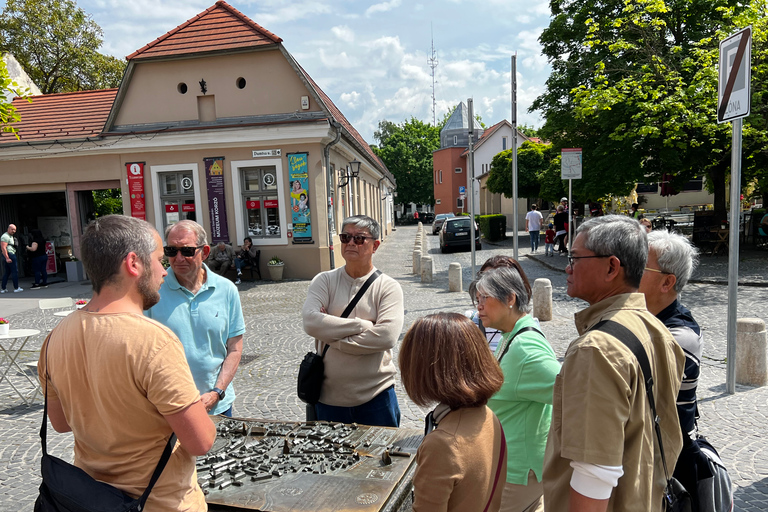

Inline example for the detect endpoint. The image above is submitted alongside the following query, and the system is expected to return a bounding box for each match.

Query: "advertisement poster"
[288,153,312,243]
[45,241,56,275]
[126,162,146,220]
[204,157,230,244]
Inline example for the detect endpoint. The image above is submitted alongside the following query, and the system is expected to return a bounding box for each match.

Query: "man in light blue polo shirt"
[146,220,245,416]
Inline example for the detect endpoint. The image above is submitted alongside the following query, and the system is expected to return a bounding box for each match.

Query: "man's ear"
[372,240,381,252]
[605,255,623,282]
[125,252,142,277]
[201,245,211,260]
[661,274,677,294]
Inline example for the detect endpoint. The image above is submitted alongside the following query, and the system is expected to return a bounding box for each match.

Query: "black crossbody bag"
[35,338,178,512]
[297,270,382,404]
[590,320,692,512]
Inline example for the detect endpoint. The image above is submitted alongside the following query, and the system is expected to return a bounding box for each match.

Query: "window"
[455,167,462,174]
[453,135,458,145]
[439,170,443,183]
[682,176,704,192]
[436,199,441,205]
[636,182,659,194]
[502,137,508,150]
[231,159,287,245]
[150,163,202,240]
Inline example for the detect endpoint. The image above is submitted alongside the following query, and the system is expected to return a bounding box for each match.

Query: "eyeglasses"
[339,233,375,245]
[567,254,613,267]
[164,245,204,258]
[644,267,671,275]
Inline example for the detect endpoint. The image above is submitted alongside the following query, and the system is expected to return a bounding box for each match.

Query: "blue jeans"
[234,257,248,272]
[32,254,48,285]
[219,405,233,417]
[315,385,400,427]
[2,253,19,290]
[529,231,540,251]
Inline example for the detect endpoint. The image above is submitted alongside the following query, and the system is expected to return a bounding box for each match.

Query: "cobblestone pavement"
[0,226,765,510]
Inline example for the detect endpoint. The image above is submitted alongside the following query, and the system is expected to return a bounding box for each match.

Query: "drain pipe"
[377,176,386,240]
[324,120,342,269]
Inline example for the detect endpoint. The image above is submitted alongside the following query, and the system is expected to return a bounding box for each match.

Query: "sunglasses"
[164,245,204,258]
[339,233,375,245]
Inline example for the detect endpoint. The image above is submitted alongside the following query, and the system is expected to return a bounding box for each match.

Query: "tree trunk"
[709,163,728,221]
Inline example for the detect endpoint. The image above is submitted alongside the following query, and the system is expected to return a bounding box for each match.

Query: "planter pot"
[267,263,284,282]
[65,260,86,282]
[0,324,9,336]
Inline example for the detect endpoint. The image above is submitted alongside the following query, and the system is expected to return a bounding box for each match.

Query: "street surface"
[0,225,765,510]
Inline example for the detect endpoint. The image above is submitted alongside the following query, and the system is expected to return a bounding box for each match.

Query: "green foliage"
[518,124,540,138]
[0,56,30,137]
[486,141,559,199]
[372,117,440,206]
[477,214,506,241]
[92,189,122,217]
[532,0,768,215]
[0,0,126,94]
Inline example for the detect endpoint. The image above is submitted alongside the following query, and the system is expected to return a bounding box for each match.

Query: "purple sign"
[204,157,230,244]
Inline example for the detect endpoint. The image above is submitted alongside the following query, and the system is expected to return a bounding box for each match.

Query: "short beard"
[138,266,161,310]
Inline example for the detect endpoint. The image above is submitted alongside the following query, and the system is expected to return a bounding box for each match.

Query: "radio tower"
[427,27,439,126]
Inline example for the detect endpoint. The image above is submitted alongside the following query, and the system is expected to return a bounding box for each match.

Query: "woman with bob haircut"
[400,313,506,512]
[470,266,560,512]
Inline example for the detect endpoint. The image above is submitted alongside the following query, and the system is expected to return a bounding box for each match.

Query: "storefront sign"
[45,241,56,275]
[288,153,313,244]
[252,149,281,158]
[246,200,260,209]
[204,157,230,244]
[264,199,279,208]
[126,162,146,220]
[182,203,195,212]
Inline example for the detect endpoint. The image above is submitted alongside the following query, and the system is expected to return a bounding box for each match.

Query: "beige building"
[0,1,395,280]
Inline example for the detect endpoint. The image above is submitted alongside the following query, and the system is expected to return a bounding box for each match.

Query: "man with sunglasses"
[146,220,245,418]
[302,215,404,427]
[543,215,685,512]
[639,230,706,506]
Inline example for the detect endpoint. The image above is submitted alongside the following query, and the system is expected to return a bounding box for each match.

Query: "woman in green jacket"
[470,265,561,512]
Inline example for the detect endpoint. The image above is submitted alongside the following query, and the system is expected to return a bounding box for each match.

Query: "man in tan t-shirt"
[39,215,216,512]
[542,215,685,512]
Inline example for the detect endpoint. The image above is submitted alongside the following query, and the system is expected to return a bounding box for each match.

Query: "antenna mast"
[427,26,439,126]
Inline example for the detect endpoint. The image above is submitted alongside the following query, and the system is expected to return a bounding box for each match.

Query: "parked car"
[432,213,456,235]
[439,217,482,252]
[422,212,435,224]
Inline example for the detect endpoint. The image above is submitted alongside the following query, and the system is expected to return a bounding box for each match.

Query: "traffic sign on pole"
[718,26,751,124]
[561,148,582,180]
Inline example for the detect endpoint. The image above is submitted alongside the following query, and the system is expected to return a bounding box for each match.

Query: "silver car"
[432,213,455,235]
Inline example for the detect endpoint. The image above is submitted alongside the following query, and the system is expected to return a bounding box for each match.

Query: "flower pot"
[267,263,284,282]
[0,324,9,336]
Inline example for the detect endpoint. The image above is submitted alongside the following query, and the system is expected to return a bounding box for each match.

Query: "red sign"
[264,200,279,208]
[165,204,179,213]
[126,162,146,221]
[45,241,56,275]
[182,203,195,212]
[247,200,260,210]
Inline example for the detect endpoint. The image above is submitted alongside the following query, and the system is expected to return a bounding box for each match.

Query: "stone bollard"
[448,262,462,292]
[736,318,767,386]
[413,249,422,275]
[418,222,423,230]
[532,278,553,322]
[421,256,433,283]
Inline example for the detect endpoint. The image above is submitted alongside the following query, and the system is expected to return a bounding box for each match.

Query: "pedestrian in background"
[525,204,544,253]
[400,313,505,512]
[544,224,556,257]
[471,266,560,512]
[26,229,48,288]
[553,206,568,256]
[1,223,22,293]
[207,241,236,276]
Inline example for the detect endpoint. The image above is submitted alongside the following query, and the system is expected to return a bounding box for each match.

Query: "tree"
[0,0,126,94]
[92,189,122,217]
[487,141,559,199]
[0,56,29,137]
[531,0,767,217]
[518,124,540,138]
[372,118,440,206]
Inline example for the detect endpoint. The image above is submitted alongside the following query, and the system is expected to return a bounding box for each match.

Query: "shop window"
[241,167,281,239]
[159,171,196,233]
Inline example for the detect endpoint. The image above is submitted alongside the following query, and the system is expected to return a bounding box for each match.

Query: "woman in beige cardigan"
[400,313,506,512]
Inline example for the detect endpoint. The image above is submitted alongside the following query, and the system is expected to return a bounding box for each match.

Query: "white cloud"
[331,25,354,43]
[365,0,402,17]
[340,91,361,109]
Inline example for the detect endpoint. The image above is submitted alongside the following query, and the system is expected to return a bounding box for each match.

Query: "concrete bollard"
[532,278,553,322]
[736,318,767,387]
[448,262,462,292]
[417,222,423,230]
[413,250,422,275]
[421,256,433,283]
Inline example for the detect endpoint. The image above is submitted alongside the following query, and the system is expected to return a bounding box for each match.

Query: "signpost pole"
[726,117,742,394]
[511,54,519,261]
[568,179,573,254]
[467,98,476,276]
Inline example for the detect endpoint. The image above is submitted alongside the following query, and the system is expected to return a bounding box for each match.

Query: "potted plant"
[0,318,9,336]
[267,256,284,282]
[75,300,88,309]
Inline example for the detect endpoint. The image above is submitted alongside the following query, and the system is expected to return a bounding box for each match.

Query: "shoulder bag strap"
[498,326,545,362]
[590,320,673,486]
[483,416,507,512]
[42,330,178,506]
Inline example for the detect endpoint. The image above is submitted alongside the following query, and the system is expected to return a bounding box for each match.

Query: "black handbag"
[590,321,693,512]
[35,340,177,512]
[297,270,381,405]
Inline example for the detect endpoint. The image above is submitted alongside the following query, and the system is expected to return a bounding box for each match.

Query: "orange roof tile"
[127,1,281,61]
[0,89,117,144]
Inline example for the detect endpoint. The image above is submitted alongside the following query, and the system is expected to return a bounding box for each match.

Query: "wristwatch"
[212,387,226,401]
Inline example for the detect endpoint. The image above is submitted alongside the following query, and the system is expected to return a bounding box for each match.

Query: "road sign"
[459,186,466,194]
[718,26,751,124]
[561,148,582,180]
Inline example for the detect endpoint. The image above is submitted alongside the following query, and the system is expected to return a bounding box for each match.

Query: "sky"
[8,0,555,144]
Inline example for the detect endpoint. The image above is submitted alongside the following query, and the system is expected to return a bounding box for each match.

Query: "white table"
[0,329,42,405]
[53,310,74,317]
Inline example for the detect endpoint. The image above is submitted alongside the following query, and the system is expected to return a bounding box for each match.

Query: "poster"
[288,153,312,243]
[204,157,230,244]
[45,241,56,275]
[126,162,146,220]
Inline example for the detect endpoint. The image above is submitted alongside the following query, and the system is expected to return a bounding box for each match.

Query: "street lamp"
[338,159,361,188]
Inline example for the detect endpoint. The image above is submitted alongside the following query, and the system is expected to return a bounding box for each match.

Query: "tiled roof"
[0,89,117,144]
[127,1,282,61]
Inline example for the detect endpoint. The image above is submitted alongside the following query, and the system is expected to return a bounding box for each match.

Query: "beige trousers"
[499,469,545,512]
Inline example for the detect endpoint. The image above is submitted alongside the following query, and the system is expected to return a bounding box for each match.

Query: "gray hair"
[469,267,532,314]
[556,205,564,212]
[647,230,699,293]
[80,215,157,293]
[165,220,207,245]
[341,215,380,240]
[576,215,648,288]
